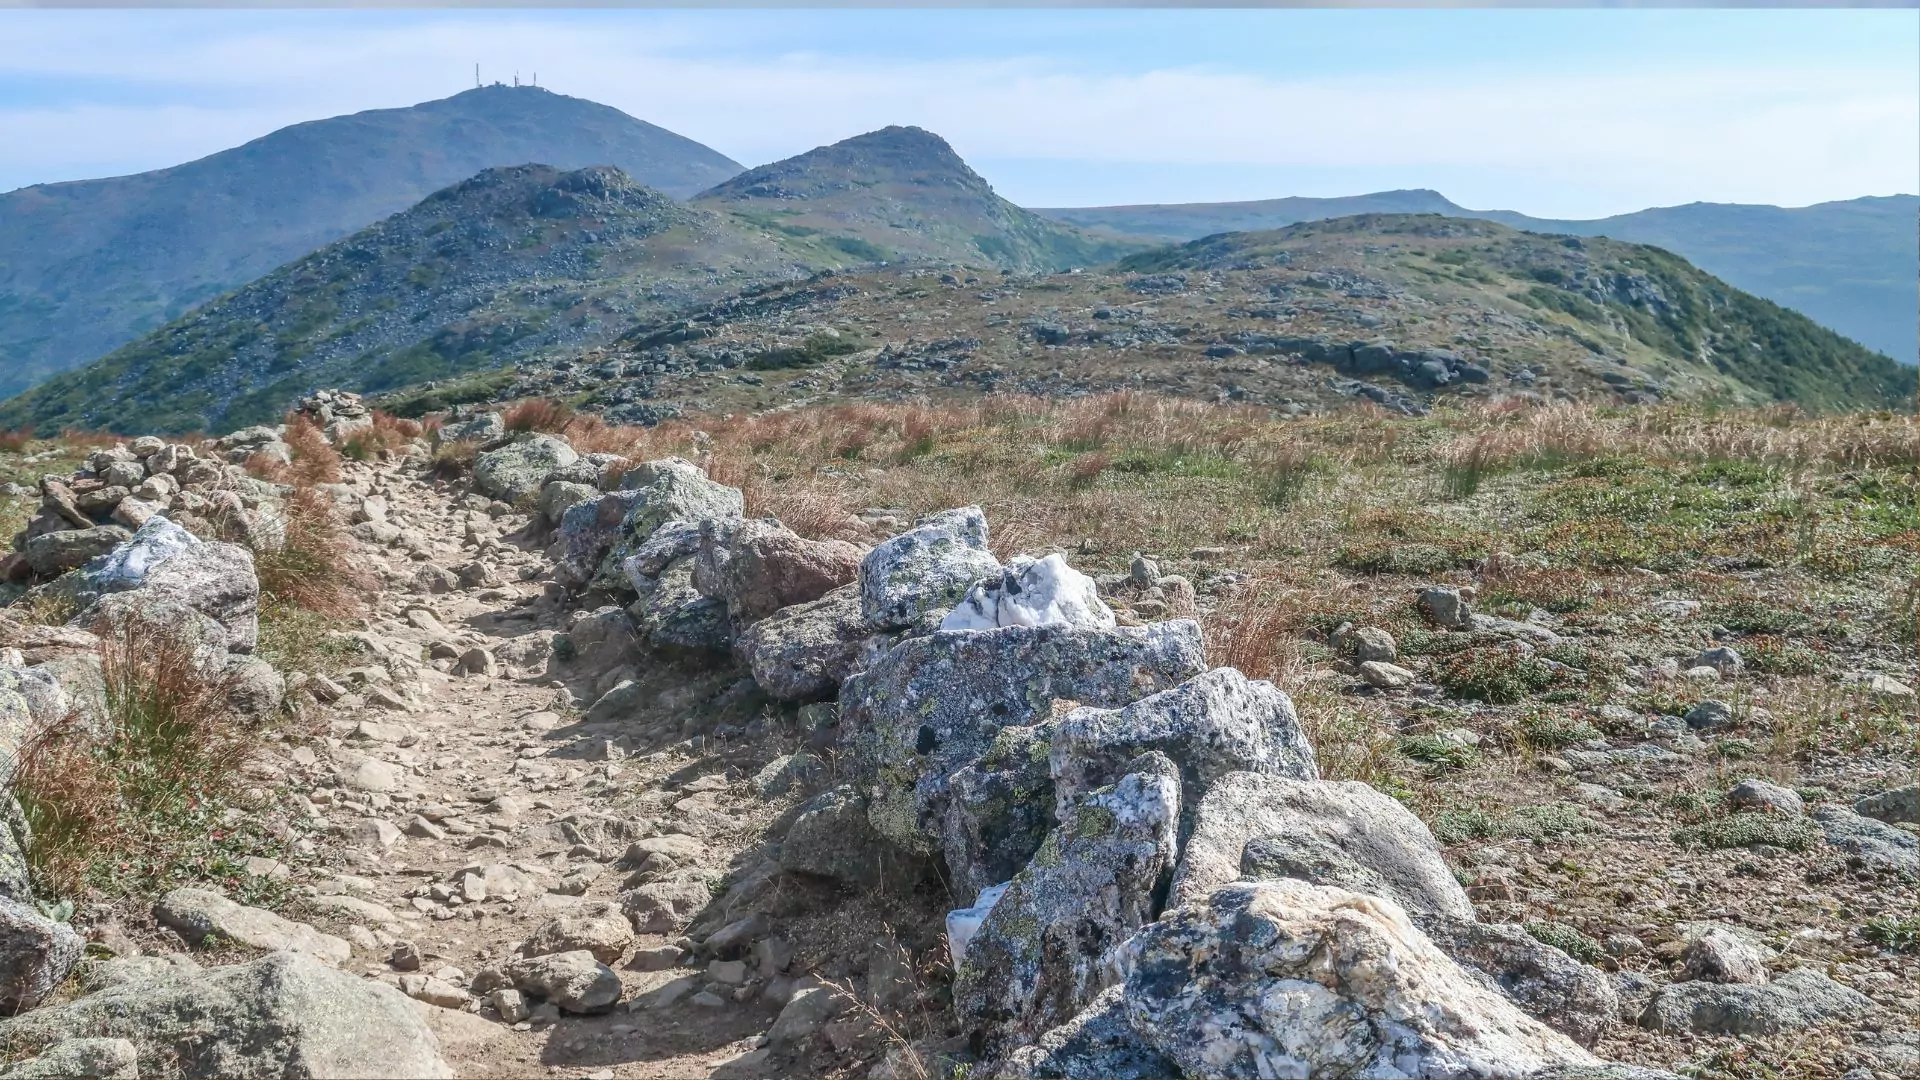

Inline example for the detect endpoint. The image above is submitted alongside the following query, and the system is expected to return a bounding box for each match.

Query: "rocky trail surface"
[261,454,798,1079]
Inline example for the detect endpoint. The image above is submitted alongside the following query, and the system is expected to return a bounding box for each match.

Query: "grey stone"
[956,755,1180,1050]
[620,880,711,935]
[619,519,704,584]
[735,584,874,702]
[1339,625,1398,663]
[1684,699,1735,730]
[0,950,451,1078]
[75,539,259,654]
[551,490,645,588]
[0,1036,139,1079]
[1726,779,1803,817]
[1679,927,1770,985]
[778,786,908,888]
[858,506,1000,628]
[840,619,1206,854]
[1050,668,1318,827]
[153,888,350,965]
[1169,772,1475,921]
[1116,880,1601,1077]
[1855,784,1918,825]
[600,459,744,587]
[436,413,504,445]
[1812,806,1920,874]
[520,902,633,966]
[506,949,621,1013]
[538,481,599,527]
[1690,646,1743,678]
[1423,918,1620,1047]
[224,656,286,715]
[0,897,84,1014]
[1359,660,1417,688]
[628,558,732,654]
[1640,967,1874,1035]
[1418,586,1473,629]
[24,527,132,577]
[473,435,578,505]
[940,723,1060,900]
[764,985,851,1050]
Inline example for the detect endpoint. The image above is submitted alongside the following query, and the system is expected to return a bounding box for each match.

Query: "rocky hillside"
[451,214,1912,427]
[1038,191,1920,364]
[690,126,1136,273]
[0,391,1913,1077]
[0,130,1141,437]
[0,86,745,400]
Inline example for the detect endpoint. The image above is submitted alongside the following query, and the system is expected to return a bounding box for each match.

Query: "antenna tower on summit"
[474,63,480,88]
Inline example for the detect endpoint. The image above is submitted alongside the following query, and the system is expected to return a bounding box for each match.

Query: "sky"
[0,8,1915,218]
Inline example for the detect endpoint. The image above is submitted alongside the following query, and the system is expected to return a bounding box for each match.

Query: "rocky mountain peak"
[695,125,992,202]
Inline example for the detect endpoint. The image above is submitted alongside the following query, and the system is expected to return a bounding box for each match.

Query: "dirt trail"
[293,455,782,1079]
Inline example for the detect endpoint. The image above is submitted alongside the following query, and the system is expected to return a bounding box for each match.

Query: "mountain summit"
[0,86,745,397]
[692,127,1133,271]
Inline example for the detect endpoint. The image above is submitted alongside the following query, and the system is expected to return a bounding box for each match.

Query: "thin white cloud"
[1,14,1913,217]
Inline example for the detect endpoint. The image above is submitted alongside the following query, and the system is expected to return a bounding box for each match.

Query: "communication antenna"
[474,63,480,89]
[514,72,520,87]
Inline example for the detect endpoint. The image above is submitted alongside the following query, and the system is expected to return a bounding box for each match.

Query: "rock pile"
[469,426,1662,1078]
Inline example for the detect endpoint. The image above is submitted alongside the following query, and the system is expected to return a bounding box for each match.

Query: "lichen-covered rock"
[69,517,197,600]
[1678,926,1769,985]
[1117,880,1602,1078]
[473,434,578,504]
[734,584,873,701]
[942,554,1114,632]
[941,723,1059,900]
[619,520,704,586]
[692,518,863,626]
[1855,783,1919,825]
[550,490,645,588]
[538,480,599,528]
[957,754,1180,1050]
[0,897,84,1014]
[1050,668,1317,824]
[840,619,1206,853]
[23,526,132,577]
[628,558,731,655]
[618,459,742,540]
[1169,772,1475,922]
[998,986,1180,1080]
[553,606,641,687]
[1423,918,1620,1047]
[0,665,76,789]
[1419,586,1474,629]
[859,506,1001,628]
[154,888,350,966]
[1639,967,1874,1035]
[0,950,451,1079]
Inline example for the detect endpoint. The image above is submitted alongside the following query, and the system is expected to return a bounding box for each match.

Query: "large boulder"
[1116,880,1602,1078]
[691,518,863,626]
[1168,772,1476,921]
[69,517,198,600]
[840,619,1207,854]
[941,554,1114,631]
[1423,918,1620,1047]
[0,665,79,790]
[610,459,742,559]
[956,754,1180,1050]
[0,950,452,1078]
[1049,668,1317,823]
[435,412,504,446]
[0,897,84,1014]
[0,1036,140,1079]
[506,950,621,1013]
[859,506,1001,628]
[734,584,873,702]
[1812,806,1920,874]
[472,434,578,504]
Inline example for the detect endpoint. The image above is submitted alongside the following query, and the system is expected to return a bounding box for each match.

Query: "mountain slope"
[0,129,1140,435]
[691,127,1139,271]
[0,85,744,398]
[469,214,1912,424]
[1036,191,1919,363]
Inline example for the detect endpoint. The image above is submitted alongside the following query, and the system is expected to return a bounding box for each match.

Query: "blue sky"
[1,8,1914,218]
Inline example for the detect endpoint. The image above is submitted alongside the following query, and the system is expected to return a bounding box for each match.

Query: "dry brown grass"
[14,612,255,898]
[503,397,576,434]
[338,411,422,462]
[0,428,31,454]
[265,414,342,486]
[252,485,373,619]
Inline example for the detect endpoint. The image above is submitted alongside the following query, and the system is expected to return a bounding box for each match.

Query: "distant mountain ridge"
[1037,190,1919,363]
[0,128,1141,435]
[0,85,745,398]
